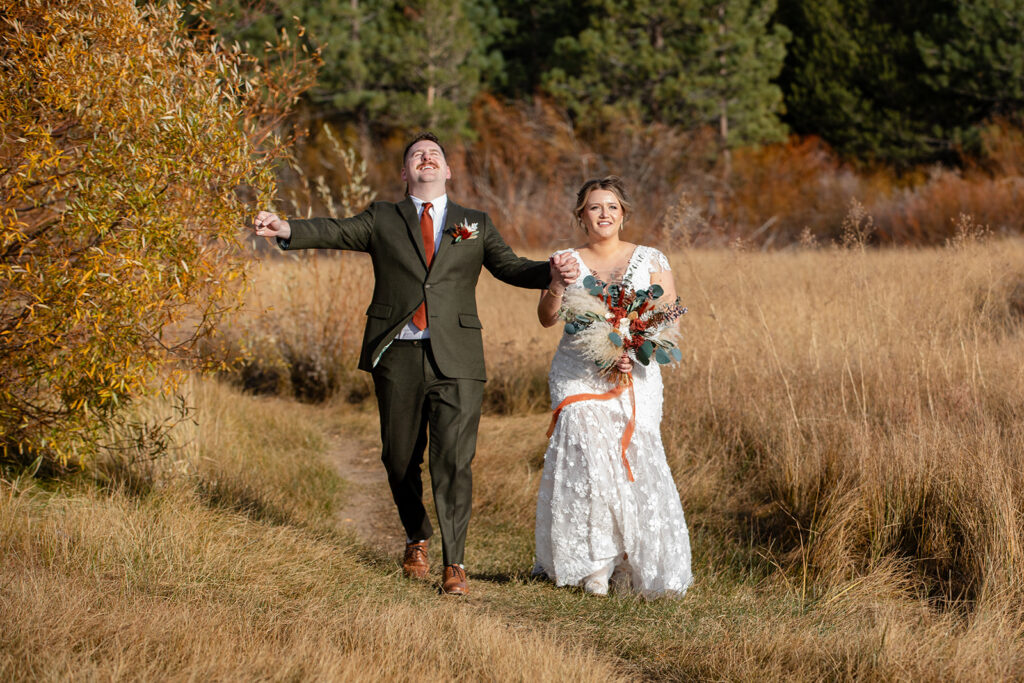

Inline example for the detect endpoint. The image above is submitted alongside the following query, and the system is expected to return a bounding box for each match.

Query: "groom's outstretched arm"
[252,207,375,252]
[482,216,578,289]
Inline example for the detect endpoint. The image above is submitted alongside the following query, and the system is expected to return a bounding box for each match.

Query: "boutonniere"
[447,219,480,243]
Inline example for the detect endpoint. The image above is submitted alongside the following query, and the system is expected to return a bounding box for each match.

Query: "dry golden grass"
[467,394,1024,680]
[217,236,1024,603]
[0,379,623,681]
[7,237,1024,679]
[664,241,1024,601]
[463,238,1024,677]
[199,250,374,405]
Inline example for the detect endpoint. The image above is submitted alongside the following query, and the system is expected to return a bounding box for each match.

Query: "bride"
[533,176,693,597]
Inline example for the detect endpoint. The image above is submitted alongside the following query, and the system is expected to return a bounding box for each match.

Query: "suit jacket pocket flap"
[458,313,483,329]
[366,302,392,319]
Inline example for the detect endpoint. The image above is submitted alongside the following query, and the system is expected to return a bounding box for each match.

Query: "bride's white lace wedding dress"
[533,246,693,597]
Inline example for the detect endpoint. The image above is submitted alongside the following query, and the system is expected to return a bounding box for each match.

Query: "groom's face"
[401,140,451,188]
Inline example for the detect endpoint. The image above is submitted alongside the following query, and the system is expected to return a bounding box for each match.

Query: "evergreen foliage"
[777,0,1024,165]
[542,0,789,146]
[208,0,505,139]
[916,0,1024,124]
[490,0,592,96]
[692,0,791,146]
[201,0,1024,163]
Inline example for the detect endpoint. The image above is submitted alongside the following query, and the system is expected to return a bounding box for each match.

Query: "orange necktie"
[411,202,433,330]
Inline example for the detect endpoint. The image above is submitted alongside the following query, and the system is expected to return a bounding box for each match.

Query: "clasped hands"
[547,252,577,294]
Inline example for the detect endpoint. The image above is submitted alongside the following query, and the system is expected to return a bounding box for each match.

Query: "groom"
[253,133,577,595]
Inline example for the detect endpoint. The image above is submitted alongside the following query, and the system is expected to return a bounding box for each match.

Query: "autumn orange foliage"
[0,0,312,466]
[289,99,1024,250]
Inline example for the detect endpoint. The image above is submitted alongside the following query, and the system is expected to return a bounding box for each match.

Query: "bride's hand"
[616,353,633,374]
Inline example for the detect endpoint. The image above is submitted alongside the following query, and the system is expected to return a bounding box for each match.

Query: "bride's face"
[581,189,624,240]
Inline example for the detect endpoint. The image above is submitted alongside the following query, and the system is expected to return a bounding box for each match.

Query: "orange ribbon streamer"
[546,377,636,482]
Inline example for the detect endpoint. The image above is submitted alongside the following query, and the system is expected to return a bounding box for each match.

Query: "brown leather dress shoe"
[442,564,468,596]
[402,540,429,579]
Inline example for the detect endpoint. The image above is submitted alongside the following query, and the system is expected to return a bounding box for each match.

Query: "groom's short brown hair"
[403,132,446,161]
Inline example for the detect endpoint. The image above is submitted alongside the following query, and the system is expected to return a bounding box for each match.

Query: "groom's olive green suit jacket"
[283,197,550,380]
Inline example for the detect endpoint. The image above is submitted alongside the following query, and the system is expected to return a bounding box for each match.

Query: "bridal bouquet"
[560,275,686,382]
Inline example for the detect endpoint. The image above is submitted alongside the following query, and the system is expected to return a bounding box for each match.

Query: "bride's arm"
[650,262,680,330]
[538,252,575,327]
[537,287,565,327]
[650,269,677,303]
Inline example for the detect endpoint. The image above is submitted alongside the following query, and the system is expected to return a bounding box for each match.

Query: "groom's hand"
[252,211,292,240]
[549,252,579,289]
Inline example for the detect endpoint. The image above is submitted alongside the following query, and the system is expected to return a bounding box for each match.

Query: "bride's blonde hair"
[573,176,633,233]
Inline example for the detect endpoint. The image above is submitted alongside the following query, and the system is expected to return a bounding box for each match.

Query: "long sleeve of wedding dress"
[533,246,693,597]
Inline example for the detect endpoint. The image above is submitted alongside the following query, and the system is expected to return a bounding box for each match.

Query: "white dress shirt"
[397,194,448,340]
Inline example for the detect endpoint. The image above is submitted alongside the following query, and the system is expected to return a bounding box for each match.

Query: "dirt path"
[325,423,406,556]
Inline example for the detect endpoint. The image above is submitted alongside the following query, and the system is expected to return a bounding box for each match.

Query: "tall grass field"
[3,237,1024,680]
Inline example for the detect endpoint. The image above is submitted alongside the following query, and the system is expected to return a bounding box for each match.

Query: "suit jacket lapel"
[398,196,428,268]
[434,202,464,266]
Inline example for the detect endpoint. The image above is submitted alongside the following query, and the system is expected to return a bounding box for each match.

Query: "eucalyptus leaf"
[649,284,664,299]
[637,340,654,364]
[655,347,671,364]
[670,347,683,362]
[582,275,597,289]
[608,331,623,347]
[564,322,578,334]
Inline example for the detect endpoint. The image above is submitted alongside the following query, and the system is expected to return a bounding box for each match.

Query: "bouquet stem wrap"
[546,376,636,483]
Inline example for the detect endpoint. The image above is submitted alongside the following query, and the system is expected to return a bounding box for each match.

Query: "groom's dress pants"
[371,339,485,566]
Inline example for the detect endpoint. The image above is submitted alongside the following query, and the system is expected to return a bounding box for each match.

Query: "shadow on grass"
[471,570,522,585]
[193,477,297,527]
[346,536,404,574]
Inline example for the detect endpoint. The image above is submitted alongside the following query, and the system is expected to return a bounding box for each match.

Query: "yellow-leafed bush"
[0,0,311,466]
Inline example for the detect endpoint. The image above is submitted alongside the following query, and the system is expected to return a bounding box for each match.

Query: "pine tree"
[774,0,1022,165]
[916,0,1024,123]
[374,0,504,137]
[543,0,789,147]
[692,1,790,147]
[490,0,592,96]
[206,0,503,139]
[204,0,384,125]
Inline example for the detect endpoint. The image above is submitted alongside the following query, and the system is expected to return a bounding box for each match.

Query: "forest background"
[211,0,1024,247]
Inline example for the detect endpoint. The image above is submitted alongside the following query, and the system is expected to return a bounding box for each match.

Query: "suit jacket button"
[424,284,432,289]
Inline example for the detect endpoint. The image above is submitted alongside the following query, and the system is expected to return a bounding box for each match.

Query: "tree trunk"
[718,4,731,180]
